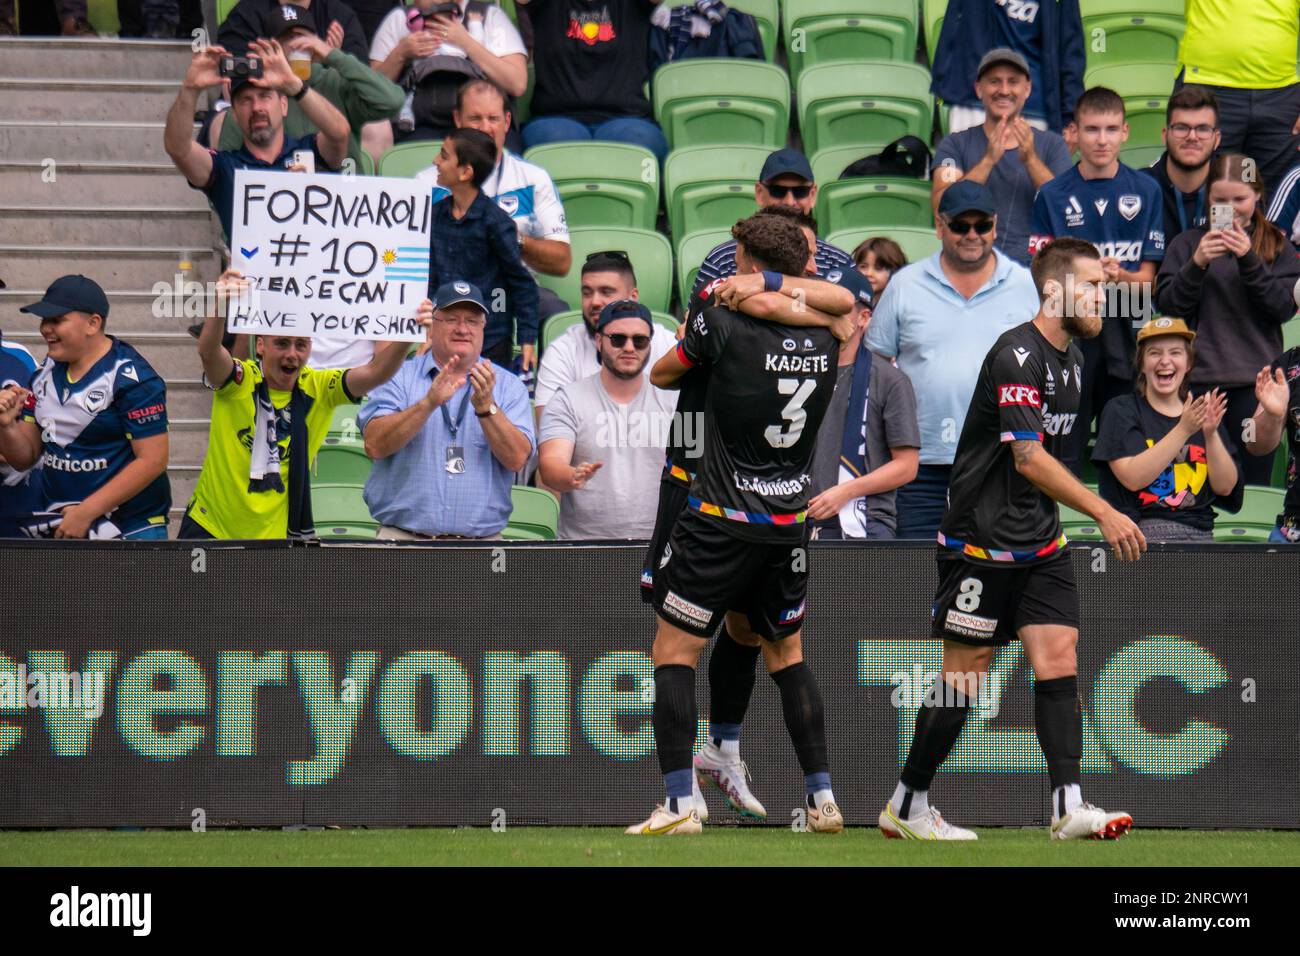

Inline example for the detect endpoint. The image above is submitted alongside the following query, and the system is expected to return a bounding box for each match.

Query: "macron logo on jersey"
[999,385,1040,407]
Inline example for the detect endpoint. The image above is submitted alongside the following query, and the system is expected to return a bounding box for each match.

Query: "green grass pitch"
[3,828,1298,867]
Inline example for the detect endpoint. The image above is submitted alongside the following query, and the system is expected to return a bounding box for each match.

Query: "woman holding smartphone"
[1092,318,1243,542]
[1155,152,1300,485]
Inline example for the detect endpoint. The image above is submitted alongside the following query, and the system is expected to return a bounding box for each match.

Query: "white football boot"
[878,801,977,840]
[624,802,702,836]
[1051,803,1133,841]
[806,796,844,833]
[694,743,767,820]
[692,772,709,823]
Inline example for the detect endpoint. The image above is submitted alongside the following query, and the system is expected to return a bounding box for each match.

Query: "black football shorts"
[653,508,810,640]
[931,549,1079,646]
[641,476,692,603]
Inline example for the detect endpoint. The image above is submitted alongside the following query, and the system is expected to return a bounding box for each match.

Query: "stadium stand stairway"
[0,37,220,526]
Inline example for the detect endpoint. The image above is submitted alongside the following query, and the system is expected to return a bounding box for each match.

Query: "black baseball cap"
[20,275,109,320]
[937,180,997,219]
[434,280,487,313]
[760,147,814,184]
[825,266,873,309]
[596,299,652,333]
[263,3,312,37]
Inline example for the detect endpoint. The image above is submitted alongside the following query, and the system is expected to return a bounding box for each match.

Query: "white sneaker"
[1051,803,1133,841]
[806,798,844,833]
[692,773,709,823]
[878,801,977,840]
[624,803,702,836]
[694,744,767,820]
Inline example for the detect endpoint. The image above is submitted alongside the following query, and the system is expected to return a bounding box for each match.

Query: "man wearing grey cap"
[359,280,535,539]
[930,0,1085,135]
[691,147,854,299]
[934,49,1073,267]
[866,180,1038,539]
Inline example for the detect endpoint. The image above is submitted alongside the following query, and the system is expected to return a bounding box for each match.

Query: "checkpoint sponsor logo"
[662,590,713,628]
[998,384,1040,407]
[944,608,998,639]
[779,600,805,624]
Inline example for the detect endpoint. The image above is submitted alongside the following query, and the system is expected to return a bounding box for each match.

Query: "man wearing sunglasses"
[867,180,1040,540]
[534,251,678,429]
[537,300,677,539]
[691,148,855,298]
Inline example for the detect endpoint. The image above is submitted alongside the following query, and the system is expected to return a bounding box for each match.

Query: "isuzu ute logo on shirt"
[999,385,1040,407]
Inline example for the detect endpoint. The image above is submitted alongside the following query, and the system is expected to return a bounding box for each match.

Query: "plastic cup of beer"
[289,50,312,82]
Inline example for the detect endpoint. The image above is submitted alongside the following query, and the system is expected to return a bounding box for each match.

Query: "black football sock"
[654,664,698,809]
[899,678,972,801]
[770,662,829,781]
[1034,674,1083,819]
[708,625,760,749]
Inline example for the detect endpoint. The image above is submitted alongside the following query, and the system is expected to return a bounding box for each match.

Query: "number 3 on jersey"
[956,577,983,612]
[764,378,817,448]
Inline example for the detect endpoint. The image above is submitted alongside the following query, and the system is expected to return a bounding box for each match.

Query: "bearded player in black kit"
[879,236,1148,842]
[625,213,845,836]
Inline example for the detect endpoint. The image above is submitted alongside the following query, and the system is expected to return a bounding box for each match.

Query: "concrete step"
[0,120,198,163]
[0,161,210,206]
[0,288,214,334]
[167,417,212,465]
[0,205,216,246]
[163,380,215,419]
[7,329,205,380]
[167,465,199,518]
[0,37,194,82]
[0,78,179,123]
[0,245,222,291]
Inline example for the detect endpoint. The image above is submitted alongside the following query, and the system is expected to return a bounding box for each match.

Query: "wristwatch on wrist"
[475,403,499,418]
[290,80,309,101]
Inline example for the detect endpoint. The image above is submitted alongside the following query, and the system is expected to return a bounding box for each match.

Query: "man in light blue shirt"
[866,181,1039,539]
[359,281,535,539]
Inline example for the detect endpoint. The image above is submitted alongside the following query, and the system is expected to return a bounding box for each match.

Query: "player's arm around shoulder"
[650,306,727,388]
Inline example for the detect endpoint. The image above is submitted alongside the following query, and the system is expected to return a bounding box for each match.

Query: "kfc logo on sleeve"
[999,385,1041,407]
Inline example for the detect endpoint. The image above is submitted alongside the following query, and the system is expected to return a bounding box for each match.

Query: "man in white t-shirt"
[538,299,677,539]
[363,0,528,158]
[418,79,573,323]
[533,250,676,426]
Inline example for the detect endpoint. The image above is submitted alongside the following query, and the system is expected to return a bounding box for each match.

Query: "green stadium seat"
[312,483,377,528]
[507,486,560,539]
[1083,61,1180,148]
[1270,441,1289,489]
[217,0,238,25]
[923,0,948,65]
[501,524,552,540]
[524,142,660,230]
[809,144,888,188]
[377,141,442,178]
[515,63,534,126]
[1120,144,1165,169]
[664,145,772,241]
[1213,486,1285,542]
[312,444,373,484]
[727,0,780,61]
[652,311,681,336]
[1060,504,1105,541]
[652,59,791,150]
[1283,318,1300,352]
[326,403,363,441]
[1081,1,1185,69]
[783,0,918,82]
[817,177,934,235]
[676,227,733,304]
[541,310,584,352]
[317,524,380,540]
[536,227,674,314]
[826,225,939,265]
[355,150,375,177]
[798,61,935,157]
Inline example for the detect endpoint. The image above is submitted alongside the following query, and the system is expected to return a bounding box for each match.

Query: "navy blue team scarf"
[839,340,873,479]
[248,374,315,540]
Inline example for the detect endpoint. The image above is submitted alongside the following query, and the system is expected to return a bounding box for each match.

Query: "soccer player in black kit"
[625,213,845,836]
[879,237,1148,842]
